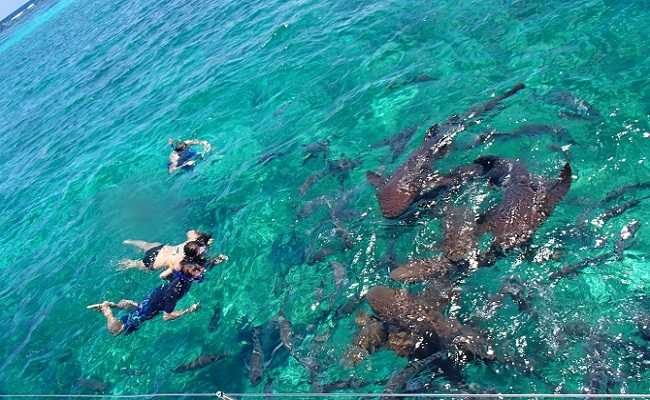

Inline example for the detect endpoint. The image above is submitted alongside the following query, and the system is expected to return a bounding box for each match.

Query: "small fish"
[383,352,444,397]
[615,220,640,259]
[302,140,329,164]
[593,197,648,225]
[248,328,264,385]
[321,378,366,392]
[77,378,109,393]
[276,312,294,352]
[300,157,361,195]
[257,142,296,165]
[604,181,650,203]
[330,261,348,292]
[387,74,437,90]
[372,126,419,162]
[549,252,612,281]
[173,354,228,373]
[542,90,601,120]
[292,354,320,377]
[208,305,221,332]
[467,124,572,149]
[332,217,354,249]
[307,246,337,265]
[484,276,535,316]
[297,196,330,218]
[333,294,364,320]
[257,151,287,165]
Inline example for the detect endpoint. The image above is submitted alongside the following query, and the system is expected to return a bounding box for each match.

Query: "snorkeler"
[119,230,226,276]
[168,137,211,173]
[87,259,205,335]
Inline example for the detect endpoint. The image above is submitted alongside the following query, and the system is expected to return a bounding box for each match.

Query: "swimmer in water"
[168,138,211,173]
[119,231,227,278]
[87,259,206,335]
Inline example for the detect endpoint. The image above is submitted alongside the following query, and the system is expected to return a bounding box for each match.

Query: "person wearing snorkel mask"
[119,230,227,278]
[167,137,211,174]
[86,259,206,335]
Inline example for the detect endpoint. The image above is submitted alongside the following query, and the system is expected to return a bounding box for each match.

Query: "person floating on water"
[87,258,206,335]
[119,230,227,278]
[168,137,211,174]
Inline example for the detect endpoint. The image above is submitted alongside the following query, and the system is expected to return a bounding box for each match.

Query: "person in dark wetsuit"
[167,138,211,174]
[87,260,205,335]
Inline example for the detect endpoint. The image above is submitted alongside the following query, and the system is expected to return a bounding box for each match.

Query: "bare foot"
[86,301,115,312]
[118,259,142,270]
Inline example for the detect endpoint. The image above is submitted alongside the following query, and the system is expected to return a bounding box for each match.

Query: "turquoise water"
[0,0,649,396]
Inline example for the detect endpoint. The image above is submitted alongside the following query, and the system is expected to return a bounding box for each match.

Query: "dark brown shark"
[475,157,572,254]
[366,286,494,360]
[344,312,387,365]
[367,83,525,218]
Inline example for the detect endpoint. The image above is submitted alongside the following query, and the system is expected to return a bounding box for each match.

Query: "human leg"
[118,259,147,270]
[87,301,124,335]
[123,240,162,251]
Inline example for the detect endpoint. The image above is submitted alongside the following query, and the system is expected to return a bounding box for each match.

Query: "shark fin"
[366,171,386,190]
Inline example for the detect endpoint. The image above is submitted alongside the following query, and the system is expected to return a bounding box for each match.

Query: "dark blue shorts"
[120,299,154,335]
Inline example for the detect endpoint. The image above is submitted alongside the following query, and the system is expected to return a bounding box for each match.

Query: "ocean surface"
[0,0,649,396]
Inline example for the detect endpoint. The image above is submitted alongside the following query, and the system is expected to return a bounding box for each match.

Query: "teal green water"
[1,0,649,396]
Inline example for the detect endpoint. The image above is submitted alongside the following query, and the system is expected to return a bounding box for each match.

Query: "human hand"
[189,303,200,312]
[217,254,229,263]
[204,143,212,152]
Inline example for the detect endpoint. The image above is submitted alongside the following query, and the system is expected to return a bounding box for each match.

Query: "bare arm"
[163,303,199,321]
[159,267,173,280]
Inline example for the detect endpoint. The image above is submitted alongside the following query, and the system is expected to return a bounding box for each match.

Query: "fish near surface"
[475,156,572,253]
[390,257,455,284]
[248,328,264,385]
[276,312,294,352]
[366,286,493,360]
[372,126,419,163]
[616,220,640,258]
[77,378,109,393]
[383,352,445,398]
[603,181,650,202]
[442,206,479,263]
[344,312,387,365]
[173,354,228,373]
[330,261,348,291]
[542,90,601,120]
[208,305,222,332]
[368,83,525,218]
[466,124,573,150]
[593,197,649,226]
[302,140,329,164]
[300,157,361,195]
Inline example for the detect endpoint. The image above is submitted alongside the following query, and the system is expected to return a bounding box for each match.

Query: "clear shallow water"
[0,0,649,396]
